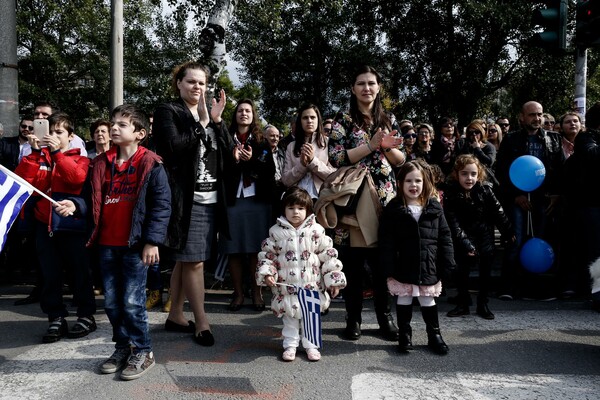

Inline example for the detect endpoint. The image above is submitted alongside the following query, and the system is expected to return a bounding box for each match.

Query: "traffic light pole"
[574,46,587,124]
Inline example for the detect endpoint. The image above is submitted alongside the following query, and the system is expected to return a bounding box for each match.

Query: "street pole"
[110,0,123,112]
[574,46,587,124]
[0,0,19,137]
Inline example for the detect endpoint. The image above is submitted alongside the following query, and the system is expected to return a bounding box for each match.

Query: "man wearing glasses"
[0,115,34,171]
[495,117,510,136]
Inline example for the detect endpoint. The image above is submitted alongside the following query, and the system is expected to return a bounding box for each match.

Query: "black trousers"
[337,246,391,324]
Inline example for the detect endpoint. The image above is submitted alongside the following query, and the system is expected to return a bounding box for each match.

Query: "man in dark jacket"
[495,101,563,301]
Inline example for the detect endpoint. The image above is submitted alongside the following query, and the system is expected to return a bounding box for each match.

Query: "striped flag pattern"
[297,286,322,349]
[0,169,33,253]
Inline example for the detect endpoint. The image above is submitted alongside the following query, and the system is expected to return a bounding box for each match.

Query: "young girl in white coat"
[257,187,346,362]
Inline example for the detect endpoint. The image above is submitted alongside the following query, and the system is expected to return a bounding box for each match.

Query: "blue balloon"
[509,155,546,192]
[520,238,554,273]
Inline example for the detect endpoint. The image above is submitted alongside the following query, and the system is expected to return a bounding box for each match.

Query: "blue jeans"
[99,246,151,352]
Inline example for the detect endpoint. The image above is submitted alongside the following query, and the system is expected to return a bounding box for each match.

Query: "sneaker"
[67,316,97,338]
[306,348,321,362]
[120,351,155,381]
[146,290,162,310]
[42,317,69,343]
[282,347,296,362]
[100,347,131,374]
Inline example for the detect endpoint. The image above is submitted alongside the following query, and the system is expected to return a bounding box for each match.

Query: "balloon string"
[526,193,534,238]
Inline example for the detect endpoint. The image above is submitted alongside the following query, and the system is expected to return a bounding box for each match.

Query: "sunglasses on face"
[488,129,498,133]
[441,124,453,128]
[498,123,509,127]
[544,121,555,125]
[20,124,34,131]
[467,130,480,135]
[403,134,417,139]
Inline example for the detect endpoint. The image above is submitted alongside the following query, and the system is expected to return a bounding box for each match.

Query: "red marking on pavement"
[131,382,294,400]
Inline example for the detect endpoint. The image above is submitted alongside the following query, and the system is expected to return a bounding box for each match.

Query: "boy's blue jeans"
[99,246,151,353]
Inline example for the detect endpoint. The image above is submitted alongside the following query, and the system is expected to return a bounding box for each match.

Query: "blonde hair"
[450,154,487,183]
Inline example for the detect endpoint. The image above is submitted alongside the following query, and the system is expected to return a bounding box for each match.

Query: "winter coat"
[223,136,275,205]
[153,99,234,250]
[256,214,347,318]
[86,146,171,249]
[15,148,89,233]
[443,181,513,257]
[379,197,455,286]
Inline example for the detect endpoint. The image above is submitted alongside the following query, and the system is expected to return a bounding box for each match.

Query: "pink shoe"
[306,348,321,362]
[282,347,296,361]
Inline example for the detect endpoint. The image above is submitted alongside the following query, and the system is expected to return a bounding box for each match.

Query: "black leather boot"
[343,319,361,340]
[376,312,399,341]
[396,305,413,352]
[421,305,449,355]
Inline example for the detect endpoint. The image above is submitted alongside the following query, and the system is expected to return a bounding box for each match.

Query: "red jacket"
[15,148,89,229]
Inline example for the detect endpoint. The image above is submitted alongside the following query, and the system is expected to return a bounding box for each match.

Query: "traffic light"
[576,0,600,47]
[530,0,568,51]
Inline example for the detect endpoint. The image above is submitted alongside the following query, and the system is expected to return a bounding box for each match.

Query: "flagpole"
[0,164,60,206]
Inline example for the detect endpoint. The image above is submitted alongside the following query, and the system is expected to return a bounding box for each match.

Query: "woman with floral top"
[328,65,405,342]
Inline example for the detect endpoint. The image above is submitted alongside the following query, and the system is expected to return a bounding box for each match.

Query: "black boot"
[376,312,399,341]
[421,305,449,355]
[343,319,361,340]
[396,305,413,352]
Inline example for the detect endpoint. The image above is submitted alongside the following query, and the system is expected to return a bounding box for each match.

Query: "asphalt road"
[1,284,599,400]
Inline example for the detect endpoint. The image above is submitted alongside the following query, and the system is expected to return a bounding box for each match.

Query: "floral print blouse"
[327,112,401,246]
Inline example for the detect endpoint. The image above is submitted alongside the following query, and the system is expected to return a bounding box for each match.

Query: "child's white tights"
[396,295,435,307]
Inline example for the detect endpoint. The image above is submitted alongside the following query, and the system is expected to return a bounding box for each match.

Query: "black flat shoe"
[165,319,196,333]
[194,330,215,347]
[447,305,470,317]
[228,298,244,311]
[476,304,495,320]
[253,302,266,312]
[343,321,361,340]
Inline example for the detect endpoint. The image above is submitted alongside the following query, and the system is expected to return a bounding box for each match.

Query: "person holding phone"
[15,112,96,343]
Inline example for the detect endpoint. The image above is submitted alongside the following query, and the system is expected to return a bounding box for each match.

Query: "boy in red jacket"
[16,113,96,343]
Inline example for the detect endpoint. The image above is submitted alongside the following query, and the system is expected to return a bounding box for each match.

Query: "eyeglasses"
[403,134,417,139]
[20,124,34,131]
[467,130,480,135]
[488,129,498,133]
[498,123,509,127]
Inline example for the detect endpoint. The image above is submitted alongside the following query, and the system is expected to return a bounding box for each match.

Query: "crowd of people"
[1,62,599,380]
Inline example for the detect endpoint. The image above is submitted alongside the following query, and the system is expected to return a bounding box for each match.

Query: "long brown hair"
[396,160,436,206]
[293,103,326,157]
[349,65,391,133]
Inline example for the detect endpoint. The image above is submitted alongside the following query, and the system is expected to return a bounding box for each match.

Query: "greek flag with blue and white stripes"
[0,169,33,253]
[297,286,322,349]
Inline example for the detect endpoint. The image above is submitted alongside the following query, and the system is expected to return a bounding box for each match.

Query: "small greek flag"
[297,286,322,349]
[0,168,33,253]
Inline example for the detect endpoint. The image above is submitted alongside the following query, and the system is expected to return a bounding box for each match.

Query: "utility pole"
[110,0,123,112]
[574,46,587,124]
[0,0,19,137]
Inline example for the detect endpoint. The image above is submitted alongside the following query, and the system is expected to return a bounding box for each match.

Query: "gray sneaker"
[120,351,155,381]
[100,347,131,374]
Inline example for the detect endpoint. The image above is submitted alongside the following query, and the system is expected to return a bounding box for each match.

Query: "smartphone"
[33,119,49,141]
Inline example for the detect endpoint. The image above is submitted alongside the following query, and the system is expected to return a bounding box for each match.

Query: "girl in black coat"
[379,160,456,355]
[444,155,515,320]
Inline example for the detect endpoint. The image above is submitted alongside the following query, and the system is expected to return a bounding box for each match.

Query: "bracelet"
[366,142,374,152]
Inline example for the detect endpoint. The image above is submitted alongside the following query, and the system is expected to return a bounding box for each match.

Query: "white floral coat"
[256,214,346,319]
